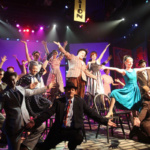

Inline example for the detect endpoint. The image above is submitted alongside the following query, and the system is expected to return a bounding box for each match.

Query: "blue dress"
[110,69,141,111]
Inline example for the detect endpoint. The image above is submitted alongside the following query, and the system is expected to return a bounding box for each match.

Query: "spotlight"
[23,29,26,32]
[27,40,29,42]
[79,24,83,28]
[36,40,39,42]
[121,18,125,21]
[16,39,20,41]
[18,29,22,32]
[53,24,56,28]
[6,38,9,40]
[16,24,20,28]
[146,0,149,3]
[86,18,90,23]
[40,26,44,30]
[31,30,35,33]
[123,36,126,39]
[26,29,30,32]
[65,5,68,9]
[134,23,138,27]
[66,26,69,28]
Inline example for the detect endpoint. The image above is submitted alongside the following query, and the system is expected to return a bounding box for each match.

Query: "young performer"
[42,41,67,100]
[86,44,111,96]
[53,41,97,98]
[102,55,150,117]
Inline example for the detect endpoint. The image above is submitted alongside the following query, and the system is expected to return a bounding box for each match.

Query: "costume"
[86,60,107,96]
[0,86,45,150]
[137,69,150,96]
[101,74,113,96]
[46,53,64,94]
[34,96,108,150]
[110,69,141,111]
[17,68,51,117]
[58,47,96,98]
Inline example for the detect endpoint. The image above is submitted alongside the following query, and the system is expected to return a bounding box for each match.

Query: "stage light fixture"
[16,24,20,28]
[26,29,30,32]
[134,23,138,27]
[123,36,126,39]
[18,29,21,32]
[65,5,68,9]
[31,30,35,33]
[36,40,39,42]
[67,26,69,28]
[16,39,19,41]
[23,29,26,32]
[53,24,56,28]
[6,38,9,40]
[121,18,125,21]
[40,26,44,30]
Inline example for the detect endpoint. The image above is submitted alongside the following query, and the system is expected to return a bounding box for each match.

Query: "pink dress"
[46,54,64,93]
[101,74,113,96]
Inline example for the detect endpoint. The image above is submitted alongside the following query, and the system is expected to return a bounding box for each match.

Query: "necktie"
[63,100,72,127]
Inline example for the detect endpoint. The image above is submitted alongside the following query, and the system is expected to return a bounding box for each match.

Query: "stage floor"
[1,121,150,150]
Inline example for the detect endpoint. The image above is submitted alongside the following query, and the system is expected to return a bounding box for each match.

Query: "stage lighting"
[65,5,68,9]
[79,24,83,28]
[53,24,56,28]
[67,26,69,28]
[27,40,29,42]
[121,18,125,21]
[23,29,26,32]
[31,30,35,33]
[36,40,39,42]
[16,39,19,41]
[134,23,138,27]
[26,29,30,32]
[18,29,21,32]
[146,0,149,3]
[16,24,20,28]
[40,26,44,30]
[123,36,126,39]
[6,38,9,40]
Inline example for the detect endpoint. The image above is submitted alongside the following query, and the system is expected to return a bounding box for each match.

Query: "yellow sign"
[74,0,86,22]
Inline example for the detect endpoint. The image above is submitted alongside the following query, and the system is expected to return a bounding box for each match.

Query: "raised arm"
[0,56,7,68]
[42,41,50,55]
[102,66,125,75]
[53,41,72,59]
[21,41,31,62]
[97,44,110,64]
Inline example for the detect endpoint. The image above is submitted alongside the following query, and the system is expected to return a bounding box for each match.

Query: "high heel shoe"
[105,112,113,118]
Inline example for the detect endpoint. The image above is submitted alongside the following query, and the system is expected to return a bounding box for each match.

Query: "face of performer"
[7,67,14,72]
[0,71,4,81]
[124,57,133,69]
[7,75,17,89]
[65,88,76,99]
[91,54,97,61]
[52,52,58,59]
[105,69,110,75]
[30,65,38,75]
[78,51,86,60]
[33,53,40,61]
[139,62,146,68]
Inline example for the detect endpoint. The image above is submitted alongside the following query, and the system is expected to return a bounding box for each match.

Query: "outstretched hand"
[1,55,7,62]
[26,119,35,129]
[53,41,61,47]
[108,119,117,127]
[21,40,27,44]
[29,82,38,89]
[42,40,47,45]
[101,65,106,70]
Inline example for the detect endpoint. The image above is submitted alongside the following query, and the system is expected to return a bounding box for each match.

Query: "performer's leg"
[106,97,116,117]
[22,123,45,150]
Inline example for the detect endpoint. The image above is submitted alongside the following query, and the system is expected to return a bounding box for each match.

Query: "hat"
[2,71,17,83]
[32,51,40,56]
[77,49,88,56]
[138,59,147,66]
[64,81,77,90]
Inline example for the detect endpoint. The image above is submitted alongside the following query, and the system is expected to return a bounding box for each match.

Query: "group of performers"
[1,40,150,149]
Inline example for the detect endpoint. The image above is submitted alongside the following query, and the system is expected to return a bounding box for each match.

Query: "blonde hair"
[123,55,133,63]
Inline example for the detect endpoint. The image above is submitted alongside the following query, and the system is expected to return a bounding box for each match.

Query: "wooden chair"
[94,93,127,143]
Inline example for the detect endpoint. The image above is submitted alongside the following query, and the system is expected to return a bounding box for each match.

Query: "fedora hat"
[138,59,147,66]
[64,81,77,89]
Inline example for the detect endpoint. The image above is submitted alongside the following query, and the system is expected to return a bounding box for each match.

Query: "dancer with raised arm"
[86,44,111,96]
[53,41,97,98]
[102,55,150,118]
[42,41,67,100]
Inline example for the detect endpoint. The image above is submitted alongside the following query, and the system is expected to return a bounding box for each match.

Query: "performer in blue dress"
[102,55,150,118]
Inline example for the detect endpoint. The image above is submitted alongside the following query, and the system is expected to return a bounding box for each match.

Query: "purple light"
[18,29,22,32]
[40,26,44,30]
[31,30,35,33]
[16,24,20,28]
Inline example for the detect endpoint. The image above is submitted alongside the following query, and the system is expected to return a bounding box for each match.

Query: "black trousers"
[39,127,83,150]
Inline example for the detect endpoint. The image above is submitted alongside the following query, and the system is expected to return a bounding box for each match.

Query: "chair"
[94,93,127,143]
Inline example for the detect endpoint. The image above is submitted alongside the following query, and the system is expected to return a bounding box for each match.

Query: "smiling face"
[33,52,40,61]
[52,52,58,59]
[139,62,146,68]
[7,75,17,89]
[30,65,38,75]
[65,88,76,99]
[124,57,133,69]
[77,50,86,60]
[91,54,97,61]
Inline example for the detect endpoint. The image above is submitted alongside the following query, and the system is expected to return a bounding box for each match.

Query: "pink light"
[16,24,20,28]
[26,29,30,32]
[40,26,44,30]
[18,29,22,32]
[86,18,90,23]
[79,24,83,28]
[23,29,26,32]
[31,30,35,33]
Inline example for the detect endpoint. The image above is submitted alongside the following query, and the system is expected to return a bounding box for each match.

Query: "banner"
[74,0,86,22]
